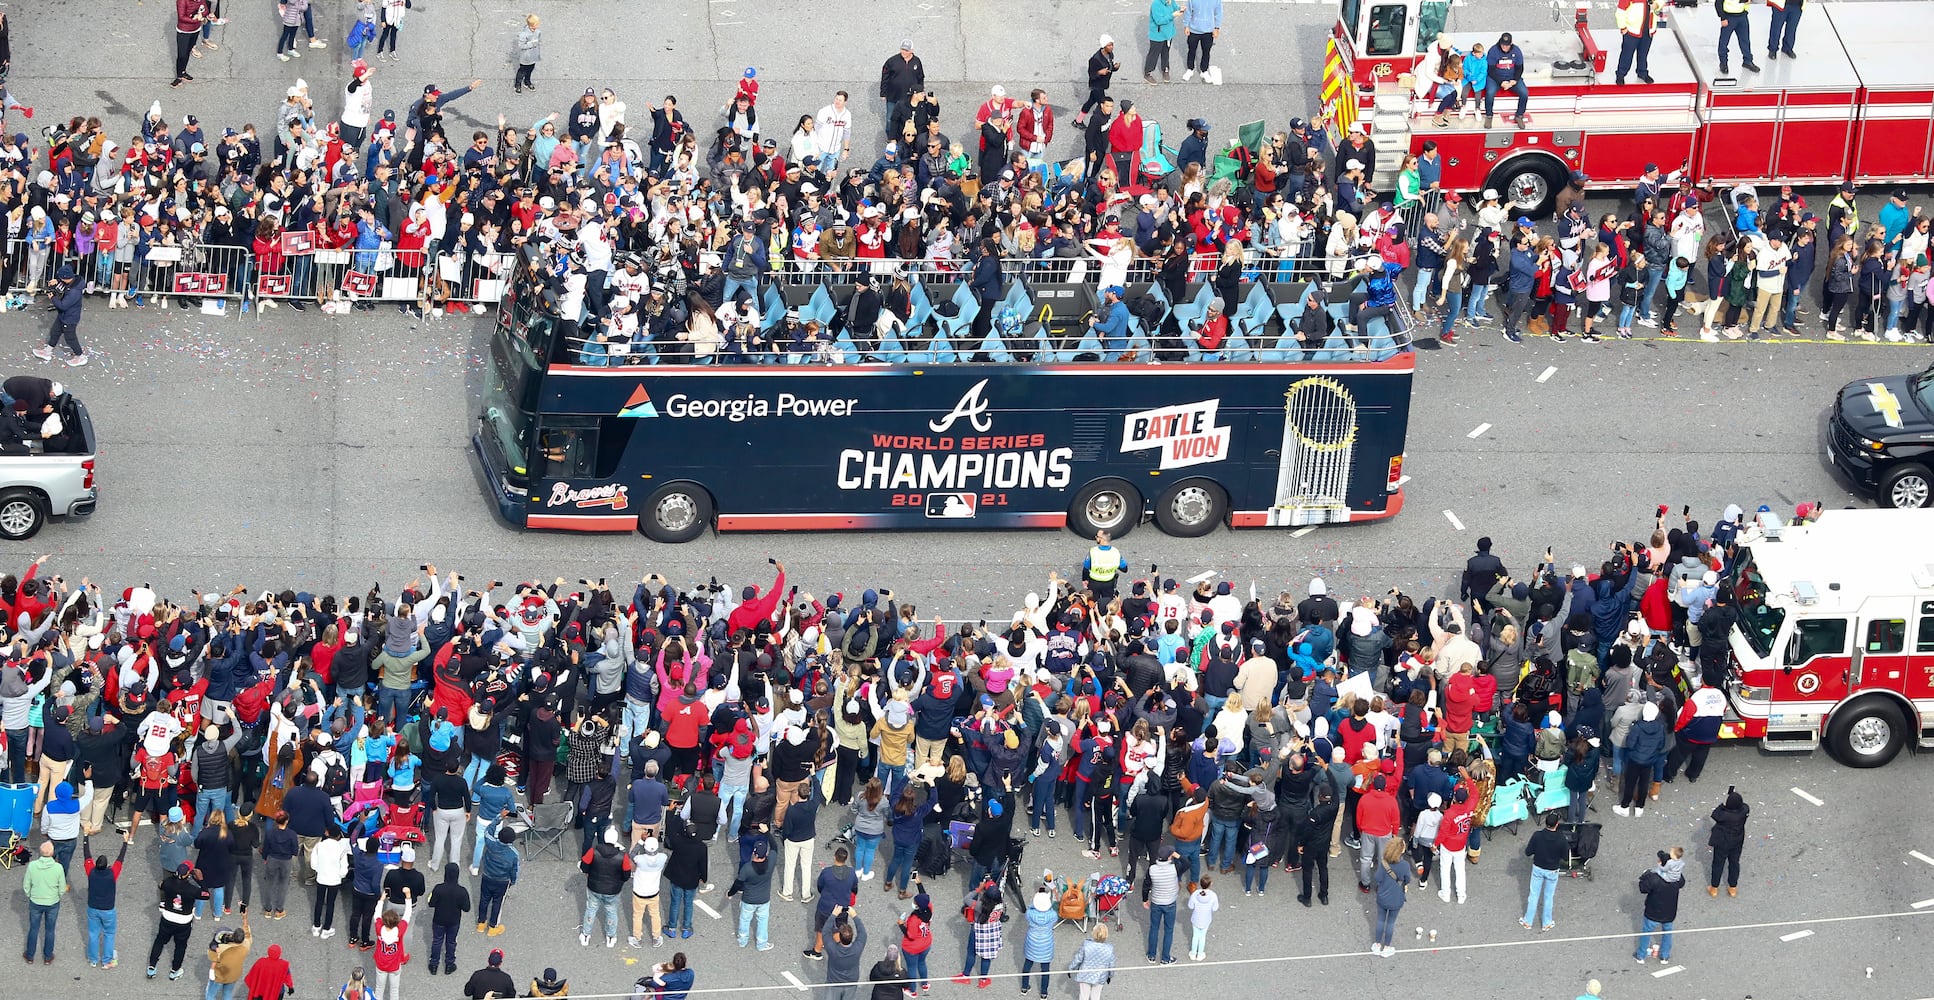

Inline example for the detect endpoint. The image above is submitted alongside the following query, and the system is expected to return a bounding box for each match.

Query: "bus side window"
[592,418,638,479]
[1416,0,1451,49]
[1786,618,1847,665]
[1865,619,1906,654]
[1364,3,1408,56]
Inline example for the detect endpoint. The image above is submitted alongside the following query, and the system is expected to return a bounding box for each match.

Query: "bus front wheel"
[640,482,714,544]
[1154,479,1227,538]
[1068,478,1141,539]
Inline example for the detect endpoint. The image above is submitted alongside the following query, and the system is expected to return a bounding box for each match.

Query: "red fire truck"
[1723,508,1934,767]
[1328,0,1934,214]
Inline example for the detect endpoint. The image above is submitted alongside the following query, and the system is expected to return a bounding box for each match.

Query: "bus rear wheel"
[640,482,713,544]
[1068,478,1141,539]
[1154,478,1227,538]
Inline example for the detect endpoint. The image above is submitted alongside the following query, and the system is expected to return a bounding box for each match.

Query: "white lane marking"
[1791,787,1825,807]
[1394,474,1412,488]
[1910,898,1934,909]
[1186,571,1218,584]
[1290,526,1316,538]
[1652,965,1685,978]
[1537,365,1558,383]
[781,971,809,992]
[1780,929,1815,942]
[695,899,722,919]
[1444,510,1465,531]
[1911,850,1934,867]
[1466,422,1492,439]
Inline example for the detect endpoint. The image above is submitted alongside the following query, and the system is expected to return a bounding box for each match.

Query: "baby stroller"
[1555,822,1601,880]
[1089,874,1131,930]
[1003,836,1027,902]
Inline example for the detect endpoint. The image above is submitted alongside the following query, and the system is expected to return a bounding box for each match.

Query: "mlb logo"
[925,493,977,518]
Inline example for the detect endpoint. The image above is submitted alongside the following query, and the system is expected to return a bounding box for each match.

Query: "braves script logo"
[547,482,630,510]
[929,379,994,434]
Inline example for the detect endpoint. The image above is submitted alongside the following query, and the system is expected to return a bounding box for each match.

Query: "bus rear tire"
[1153,478,1227,538]
[1824,697,1907,768]
[1068,478,1141,539]
[640,482,713,544]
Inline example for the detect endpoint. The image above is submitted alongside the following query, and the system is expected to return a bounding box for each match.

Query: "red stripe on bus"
[526,514,639,532]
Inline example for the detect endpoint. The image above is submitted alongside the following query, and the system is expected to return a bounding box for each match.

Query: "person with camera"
[204,904,253,1000]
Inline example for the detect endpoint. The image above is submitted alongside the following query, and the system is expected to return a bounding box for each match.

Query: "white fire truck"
[1724,508,1934,767]
[1329,0,1934,214]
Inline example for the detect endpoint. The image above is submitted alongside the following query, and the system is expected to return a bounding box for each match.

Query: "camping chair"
[510,801,577,861]
[1139,122,1176,181]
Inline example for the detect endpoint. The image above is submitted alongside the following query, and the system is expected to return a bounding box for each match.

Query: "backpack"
[323,758,351,797]
[916,825,953,878]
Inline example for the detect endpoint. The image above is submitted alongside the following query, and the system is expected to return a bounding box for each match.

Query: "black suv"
[1827,366,1934,508]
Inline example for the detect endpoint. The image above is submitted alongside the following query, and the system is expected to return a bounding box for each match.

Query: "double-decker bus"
[472,246,1415,543]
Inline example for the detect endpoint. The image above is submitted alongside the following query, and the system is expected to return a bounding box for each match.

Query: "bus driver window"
[538,428,589,479]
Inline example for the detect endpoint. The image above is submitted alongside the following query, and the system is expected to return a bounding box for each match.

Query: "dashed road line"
[1536,365,1558,383]
[1443,510,1465,531]
[1910,850,1934,867]
[1780,929,1814,942]
[695,899,722,920]
[1910,898,1934,909]
[780,971,809,992]
[1652,965,1685,978]
[1791,787,1825,807]
[1290,526,1316,538]
[1466,422,1492,439]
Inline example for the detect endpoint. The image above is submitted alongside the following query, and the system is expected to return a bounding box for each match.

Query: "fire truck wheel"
[1879,463,1933,509]
[1824,698,1907,768]
[1154,479,1227,538]
[1068,478,1142,539]
[639,482,714,544]
[1488,156,1568,219]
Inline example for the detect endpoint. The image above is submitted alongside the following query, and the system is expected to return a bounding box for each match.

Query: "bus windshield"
[481,363,533,478]
[1732,553,1784,658]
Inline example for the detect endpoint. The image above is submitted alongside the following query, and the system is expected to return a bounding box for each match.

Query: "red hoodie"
[1355,786,1399,839]
[726,568,786,635]
[244,945,294,1000]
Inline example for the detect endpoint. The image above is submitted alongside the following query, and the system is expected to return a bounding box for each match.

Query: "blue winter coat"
[1624,716,1667,766]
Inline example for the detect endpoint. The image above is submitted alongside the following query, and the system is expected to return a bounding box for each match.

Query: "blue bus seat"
[934,283,980,341]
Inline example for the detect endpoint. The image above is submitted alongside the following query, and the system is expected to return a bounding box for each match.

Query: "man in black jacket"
[1461,538,1508,602]
[1074,35,1120,128]
[461,948,514,999]
[1124,783,1167,884]
[879,41,925,135]
[1634,848,1685,963]
[1522,813,1567,931]
[578,827,633,947]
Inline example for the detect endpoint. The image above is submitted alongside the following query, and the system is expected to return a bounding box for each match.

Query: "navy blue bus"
[473,251,1414,543]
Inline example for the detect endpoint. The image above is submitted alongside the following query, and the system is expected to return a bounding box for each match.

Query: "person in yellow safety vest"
[1082,530,1127,599]
[1614,0,1661,86]
[1715,0,1758,75]
[1827,183,1860,244]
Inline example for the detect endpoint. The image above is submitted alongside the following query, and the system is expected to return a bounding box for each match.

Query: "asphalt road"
[2,2,1933,998]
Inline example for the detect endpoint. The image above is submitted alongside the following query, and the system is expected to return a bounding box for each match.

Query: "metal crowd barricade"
[442,251,515,308]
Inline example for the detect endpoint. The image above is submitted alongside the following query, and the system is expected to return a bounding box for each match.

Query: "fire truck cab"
[1725,509,1934,767]
[1330,0,1934,215]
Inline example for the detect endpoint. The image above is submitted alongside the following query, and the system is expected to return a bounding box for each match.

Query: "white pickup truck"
[0,394,97,540]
